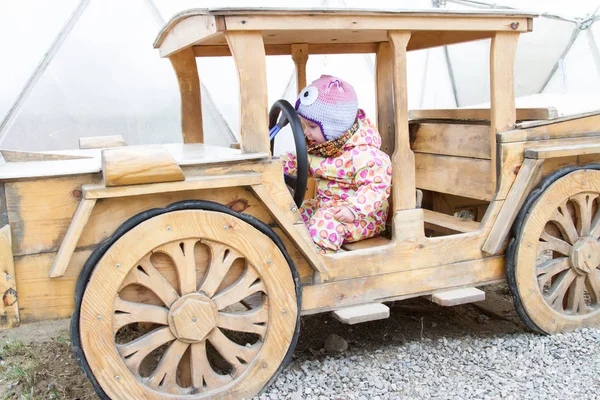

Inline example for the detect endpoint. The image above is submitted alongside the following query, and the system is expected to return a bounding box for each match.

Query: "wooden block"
[79,135,127,149]
[431,287,485,306]
[0,225,19,328]
[102,145,184,187]
[341,236,391,251]
[332,303,390,325]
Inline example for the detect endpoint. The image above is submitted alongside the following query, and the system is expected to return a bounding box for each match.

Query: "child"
[280,75,392,253]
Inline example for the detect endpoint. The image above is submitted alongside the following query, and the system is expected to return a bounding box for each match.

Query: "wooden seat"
[423,209,479,235]
[341,236,391,251]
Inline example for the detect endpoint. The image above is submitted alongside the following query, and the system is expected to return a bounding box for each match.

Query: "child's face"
[300,116,326,144]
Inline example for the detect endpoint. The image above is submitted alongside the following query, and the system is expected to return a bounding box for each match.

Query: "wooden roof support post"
[226,31,270,154]
[291,44,309,93]
[169,48,204,144]
[388,31,415,210]
[375,42,395,158]
[490,32,519,191]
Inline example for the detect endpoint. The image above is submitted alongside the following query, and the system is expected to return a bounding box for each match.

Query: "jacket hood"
[342,109,382,151]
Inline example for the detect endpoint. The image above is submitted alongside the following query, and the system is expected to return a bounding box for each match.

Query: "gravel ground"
[256,287,600,400]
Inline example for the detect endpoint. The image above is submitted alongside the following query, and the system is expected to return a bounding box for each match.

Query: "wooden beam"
[388,31,415,211]
[48,199,96,278]
[525,143,600,159]
[79,135,127,149]
[489,32,519,191]
[409,107,558,121]
[1,149,93,162]
[193,43,378,57]
[156,14,218,57]
[0,225,19,328]
[375,42,395,157]
[482,158,543,255]
[499,111,600,143]
[226,31,269,154]
[423,209,480,234]
[169,48,204,144]
[291,44,309,92]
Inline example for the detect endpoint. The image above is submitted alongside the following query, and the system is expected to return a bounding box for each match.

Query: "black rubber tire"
[506,164,600,335]
[70,200,302,399]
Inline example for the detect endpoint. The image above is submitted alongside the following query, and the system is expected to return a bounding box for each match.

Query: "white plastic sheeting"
[0,0,599,153]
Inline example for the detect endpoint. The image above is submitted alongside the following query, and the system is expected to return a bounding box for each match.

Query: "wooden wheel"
[76,208,299,399]
[510,169,600,334]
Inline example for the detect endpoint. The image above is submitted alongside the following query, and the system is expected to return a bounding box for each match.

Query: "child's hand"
[332,206,355,223]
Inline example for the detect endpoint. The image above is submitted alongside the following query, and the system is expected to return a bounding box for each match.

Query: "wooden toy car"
[0,7,598,399]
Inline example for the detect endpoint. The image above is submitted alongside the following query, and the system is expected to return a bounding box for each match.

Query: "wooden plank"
[415,153,494,201]
[410,123,491,159]
[102,146,184,187]
[49,199,96,278]
[84,173,261,200]
[302,256,504,313]
[193,43,378,57]
[482,158,543,255]
[499,112,600,143]
[0,225,19,328]
[0,183,7,228]
[423,209,480,234]
[156,14,219,57]
[291,43,308,91]
[341,236,391,251]
[389,31,416,211]
[332,303,389,324]
[409,107,557,121]
[169,48,204,144]
[0,158,101,180]
[226,31,269,154]
[79,135,127,149]
[1,149,93,162]
[375,42,395,157]
[525,143,600,160]
[430,287,485,306]
[489,31,519,192]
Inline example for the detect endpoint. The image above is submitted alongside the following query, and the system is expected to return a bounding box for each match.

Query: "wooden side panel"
[226,31,269,154]
[375,42,395,157]
[102,146,184,187]
[170,48,204,144]
[499,113,600,143]
[409,107,557,121]
[415,153,494,201]
[410,123,491,159]
[0,225,19,328]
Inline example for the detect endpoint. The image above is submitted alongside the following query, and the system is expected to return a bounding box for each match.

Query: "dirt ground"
[0,284,523,399]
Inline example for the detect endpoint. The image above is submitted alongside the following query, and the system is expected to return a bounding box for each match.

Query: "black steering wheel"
[269,99,308,208]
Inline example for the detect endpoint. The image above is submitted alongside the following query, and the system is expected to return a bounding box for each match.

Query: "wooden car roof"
[154,7,537,57]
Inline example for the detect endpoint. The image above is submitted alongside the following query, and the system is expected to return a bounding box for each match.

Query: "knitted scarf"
[306,118,359,158]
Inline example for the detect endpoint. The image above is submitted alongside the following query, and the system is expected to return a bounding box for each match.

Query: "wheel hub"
[570,236,600,275]
[168,293,218,343]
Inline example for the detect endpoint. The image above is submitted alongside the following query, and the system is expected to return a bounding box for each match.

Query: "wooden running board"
[430,287,485,306]
[332,303,390,324]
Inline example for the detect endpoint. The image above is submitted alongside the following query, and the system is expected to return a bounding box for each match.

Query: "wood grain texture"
[411,123,491,159]
[482,158,543,255]
[499,112,600,143]
[375,42,395,157]
[489,31,519,191]
[169,48,204,144]
[389,31,416,211]
[0,225,19,328]
[226,31,269,154]
[102,146,184,187]
[79,135,127,149]
[49,199,96,278]
[409,108,557,121]
[415,153,494,201]
[525,143,600,160]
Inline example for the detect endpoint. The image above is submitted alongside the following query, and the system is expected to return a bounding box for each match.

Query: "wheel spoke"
[212,266,265,310]
[155,239,198,296]
[147,340,191,394]
[190,341,233,391]
[208,328,261,377]
[549,201,580,245]
[545,269,577,311]
[121,255,179,307]
[537,257,571,288]
[113,297,169,334]
[199,241,243,297]
[117,326,175,376]
[571,193,597,237]
[217,300,269,338]
[538,231,572,256]
[590,211,600,239]
[585,270,600,304]
[566,275,588,314]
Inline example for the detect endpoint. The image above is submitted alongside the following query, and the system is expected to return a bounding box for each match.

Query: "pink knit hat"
[295,75,358,141]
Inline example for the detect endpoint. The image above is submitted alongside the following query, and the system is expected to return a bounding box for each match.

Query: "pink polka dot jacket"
[280,110,392,253]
